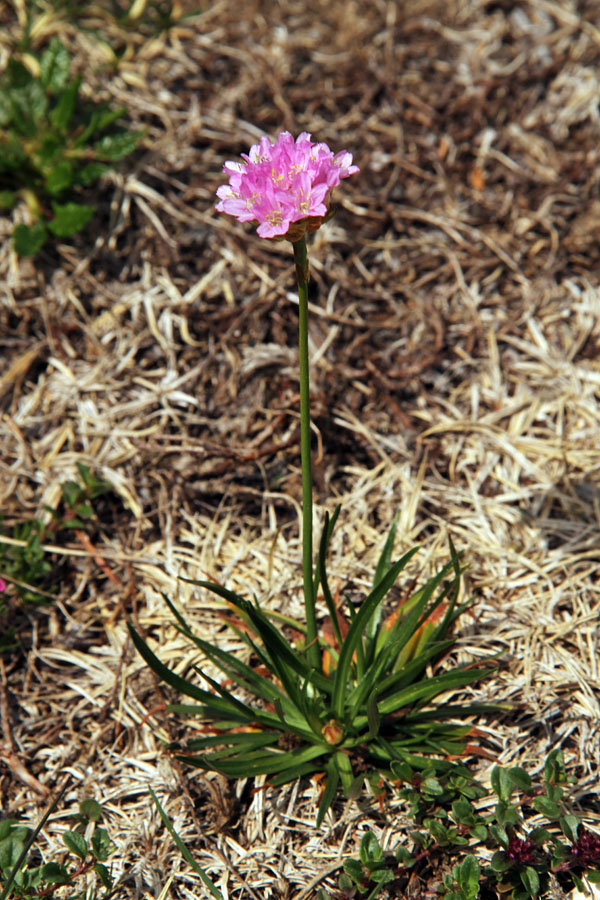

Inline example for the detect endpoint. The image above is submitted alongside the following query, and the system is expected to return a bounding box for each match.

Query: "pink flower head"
[0,578,5,592]
[215,132,359,239]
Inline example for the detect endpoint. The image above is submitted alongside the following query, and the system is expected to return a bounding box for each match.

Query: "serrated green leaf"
[11,77,48,130]
[94,130,142,161]
[547,784,563,803]
[529,828,551,844]
[77,161,110,186]
[45,160,74,195]
[48,202,95,237]
[544,749,564,785]
[12,222,48,256]
[62,830,88,860]
[40,39,70,92]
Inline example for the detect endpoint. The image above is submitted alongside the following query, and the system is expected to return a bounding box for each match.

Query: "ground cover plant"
[1,0,599,898]
[0,34,143,256]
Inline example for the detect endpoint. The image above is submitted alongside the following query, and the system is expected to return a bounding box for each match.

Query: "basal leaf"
[332,547,419,719]
[51,76,81,131]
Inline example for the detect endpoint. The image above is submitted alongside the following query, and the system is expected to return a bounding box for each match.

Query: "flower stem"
[292,235,320,670]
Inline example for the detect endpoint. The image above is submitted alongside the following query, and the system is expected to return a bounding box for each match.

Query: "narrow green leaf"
[366,690,380,739]
[332,547,419,718]
[40,38,70,91]
[316,507,343,648]
[193,579,331,694]
[149,788,225,900]
[94,863,112,889]
[316,760,340,826]
[90,826,114,862]
[0,783,68,900]
[377,666,495,716]
[366,514,399,647]
[51,75,81,131]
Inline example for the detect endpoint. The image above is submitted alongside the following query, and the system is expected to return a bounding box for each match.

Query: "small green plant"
[319,750,600,900]
[0,463,113,608]
[0,794,115,900]
[0,463,114,651]
[129,525,501,825]
[0,36,143,256]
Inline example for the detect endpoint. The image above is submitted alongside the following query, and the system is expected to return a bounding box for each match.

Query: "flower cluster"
[506,834,537,865]
[572,827,600,866]
[215,131,359,239]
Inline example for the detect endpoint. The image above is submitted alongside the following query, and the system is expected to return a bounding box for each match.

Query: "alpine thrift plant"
[129,131,500,824]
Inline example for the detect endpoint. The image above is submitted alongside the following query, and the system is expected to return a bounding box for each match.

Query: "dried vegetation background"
[1,0,600,896]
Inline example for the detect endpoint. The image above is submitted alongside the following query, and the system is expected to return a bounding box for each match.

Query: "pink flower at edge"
[0,578,6,592]
[215,131,359,240]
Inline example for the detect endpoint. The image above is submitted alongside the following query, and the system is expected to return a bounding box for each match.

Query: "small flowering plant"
[323,750,600,900]
[129,132,500,823]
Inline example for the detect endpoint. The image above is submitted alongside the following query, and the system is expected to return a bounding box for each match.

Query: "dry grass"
[1,0,600,897]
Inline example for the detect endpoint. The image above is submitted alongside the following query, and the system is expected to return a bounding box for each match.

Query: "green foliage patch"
[0,36,143,256]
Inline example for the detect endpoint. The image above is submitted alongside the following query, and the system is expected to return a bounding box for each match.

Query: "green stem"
[292,235,320,671]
